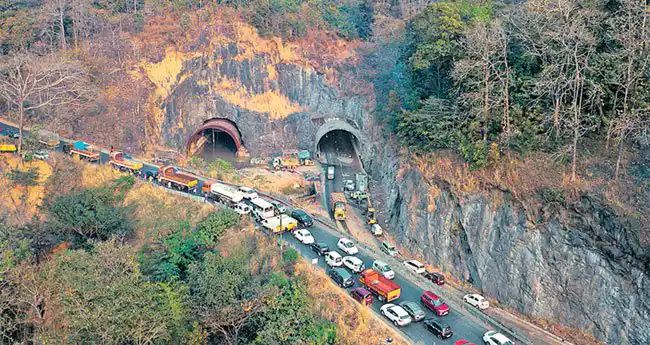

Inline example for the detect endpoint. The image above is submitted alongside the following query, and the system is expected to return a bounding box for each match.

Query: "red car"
[454,340,476,345]
[421,290,449,316]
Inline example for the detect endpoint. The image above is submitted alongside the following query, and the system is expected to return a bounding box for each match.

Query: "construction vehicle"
[0,143,17,153]
[366,199,377,225]
[272,150,300,170]
[358,269,401,302]
[350,191,368,202]
[158,166,198,192]
[331,192,347,221]
[298,150,314,165]
[70,141,100,162]
[109,151,143,175]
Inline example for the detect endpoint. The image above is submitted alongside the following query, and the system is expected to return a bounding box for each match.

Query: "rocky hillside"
[362,134,649,344]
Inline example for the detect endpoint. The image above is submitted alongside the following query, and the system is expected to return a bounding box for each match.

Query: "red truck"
[358,269,401,302]
[157,166,198,192]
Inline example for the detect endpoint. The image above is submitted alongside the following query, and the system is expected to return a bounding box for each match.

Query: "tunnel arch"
[186,118,245,157]
[314,119,362,154]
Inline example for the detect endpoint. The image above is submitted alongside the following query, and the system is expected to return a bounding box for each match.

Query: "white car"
[372,260,395,280]
[464,294,490,310]
[293,229,314,244]
[238,186,258,200]
[32,150,49,160]
[344,179,355,191]
[232,202,251,216]
[325,251,343,267]
[370,223,383,236]
[342,256,365,273]
[380,241,398,256]
[483,331,514,345]
[379,304,412,327]
[403,260,426,274]
[337,238,358,255]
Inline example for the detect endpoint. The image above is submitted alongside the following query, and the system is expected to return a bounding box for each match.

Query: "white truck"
[210,182,244,206]
[261,214,298,233]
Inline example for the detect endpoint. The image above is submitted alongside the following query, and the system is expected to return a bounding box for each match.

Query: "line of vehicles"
[1,128,514,345]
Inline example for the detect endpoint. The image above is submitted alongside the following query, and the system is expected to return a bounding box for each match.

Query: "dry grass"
[295,261,410,345]
[0,155,53,223]
[123,183,214,246]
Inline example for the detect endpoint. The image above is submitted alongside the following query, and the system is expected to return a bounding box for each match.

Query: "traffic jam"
[0,125,515,345]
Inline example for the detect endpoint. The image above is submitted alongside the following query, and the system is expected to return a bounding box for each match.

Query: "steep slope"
[363,137,649,344]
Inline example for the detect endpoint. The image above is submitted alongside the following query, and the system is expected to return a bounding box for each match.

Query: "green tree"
[45,178,134,247]
[40,241,187,344]
[397,96,460,150]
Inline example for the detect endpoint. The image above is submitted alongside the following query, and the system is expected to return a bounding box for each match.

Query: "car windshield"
[432,299,443,307]
[345,242,354,248]
[386,244,395,250]
[379,265,391,272]
[399,314,410,320]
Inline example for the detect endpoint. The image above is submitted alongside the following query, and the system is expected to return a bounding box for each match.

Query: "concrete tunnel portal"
[315,119,362,167]
[186,118,247,161]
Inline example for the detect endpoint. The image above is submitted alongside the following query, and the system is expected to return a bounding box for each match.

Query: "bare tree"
[43,0,69,50]
[0,52,94,155]
[453,20,510,143]
[607,0,650,179]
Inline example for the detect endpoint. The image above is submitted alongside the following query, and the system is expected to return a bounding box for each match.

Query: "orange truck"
[157,166,198,192]
[359,269,401,302]
[109,152,143,174]
[70,141,100,162]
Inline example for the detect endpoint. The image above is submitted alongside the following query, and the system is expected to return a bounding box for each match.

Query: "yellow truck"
[0,143,17,153]
[366,200,377,225]
[331,192,347,221]
[261,214,298,233]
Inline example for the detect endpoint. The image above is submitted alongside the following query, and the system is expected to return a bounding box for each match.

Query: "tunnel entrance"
[186,118,247,161]
[316,129,360,168]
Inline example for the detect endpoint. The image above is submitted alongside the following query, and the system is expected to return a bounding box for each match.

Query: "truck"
[355,173,368,193]
[365,199,377,225]
[157,166,198,192]
[209,182,244,206]
[358,269,401,302]
[0,143,17,153]
[331,192,347,221]
[272,150,305,170]
[261,214,298,233]
[70,141,100,162]
[327,166,335,180]
[109,151,143,175]
[298,150,314,165]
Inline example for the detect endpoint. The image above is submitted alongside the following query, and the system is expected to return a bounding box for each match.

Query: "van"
[372,260,395,280]
[325,251,343,267]
[327,166,335,180]
[328,268,354,288]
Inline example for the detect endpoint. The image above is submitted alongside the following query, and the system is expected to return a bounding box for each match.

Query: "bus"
[250,197,275,220]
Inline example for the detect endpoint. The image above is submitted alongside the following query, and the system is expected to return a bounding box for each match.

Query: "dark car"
[291,209,314,227]
[310,242,329,256]
[424,318,453,339]
[399,301,426,322]
[350,287,373,305]
[424,272,445,285]
[328,268,354,288]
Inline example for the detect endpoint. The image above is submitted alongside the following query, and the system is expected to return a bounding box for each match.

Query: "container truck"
[109,152,143,174]
[157,166,198,192]
[70,141,100,162]
[358,269,401,302]
[331,192,347,221]
[260,214,298,233]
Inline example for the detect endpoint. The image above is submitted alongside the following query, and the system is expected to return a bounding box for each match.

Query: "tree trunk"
[614,135,624,179]
[58,0,66,50]
[553,94,561,131]
[18,102,25,156]
[483,63,489,142]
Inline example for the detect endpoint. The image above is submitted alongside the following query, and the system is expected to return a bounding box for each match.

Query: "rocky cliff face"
[135,21,369,157]
[363,139,649,344]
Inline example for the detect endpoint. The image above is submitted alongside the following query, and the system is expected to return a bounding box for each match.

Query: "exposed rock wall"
[153,42,367,157]
[363,137,649,345]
